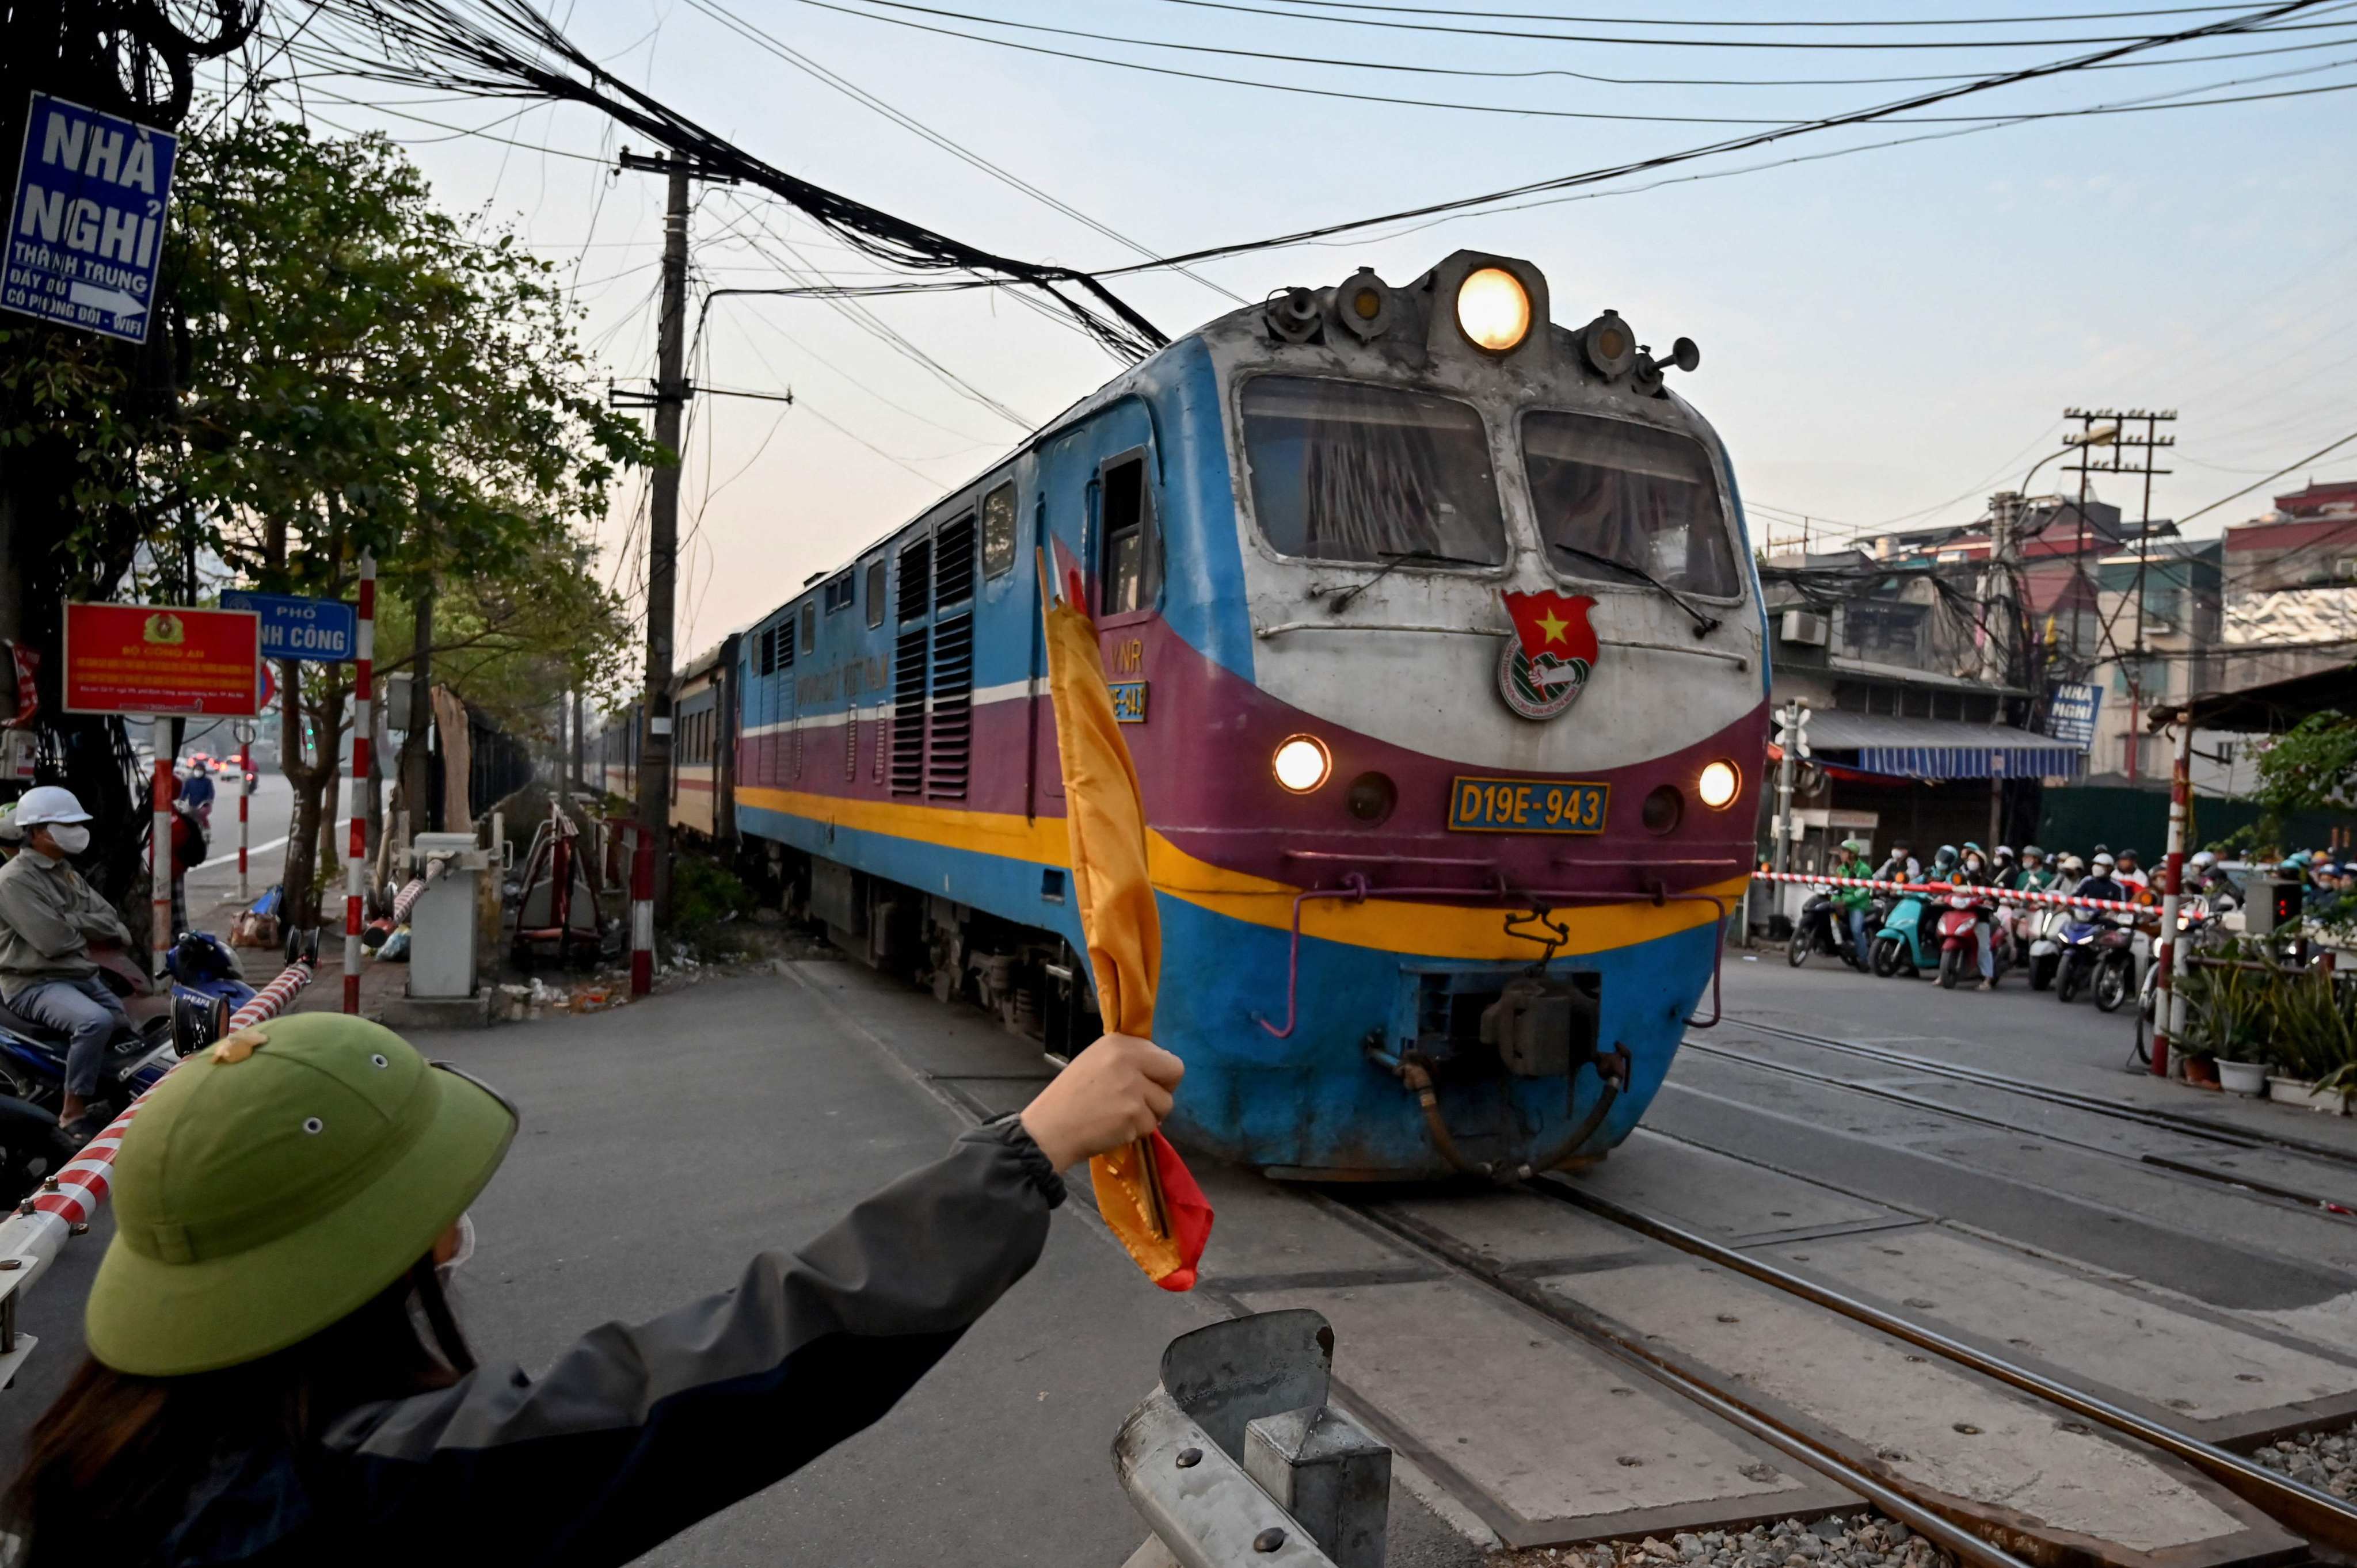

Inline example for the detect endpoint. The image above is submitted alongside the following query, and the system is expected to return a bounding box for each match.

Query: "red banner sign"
[62,602,261,717]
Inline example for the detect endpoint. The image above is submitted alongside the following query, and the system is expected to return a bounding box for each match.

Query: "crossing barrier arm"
[1749,871,2149,917]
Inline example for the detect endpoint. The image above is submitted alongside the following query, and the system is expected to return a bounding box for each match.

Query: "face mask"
[437,1212,475,1281]
[47,825,89,856]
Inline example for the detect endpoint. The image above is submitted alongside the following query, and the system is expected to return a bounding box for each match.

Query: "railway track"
[1326,1165,2357,1568]
[1723,1017,2357,1175]
[1680,1032,2357,1220]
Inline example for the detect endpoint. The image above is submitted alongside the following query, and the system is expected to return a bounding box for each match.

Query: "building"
[2079,539,2224,788]
[2221,478,2357,690]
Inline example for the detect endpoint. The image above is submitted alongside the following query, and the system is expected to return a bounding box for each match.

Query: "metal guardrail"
[1115,1311,1389,1568]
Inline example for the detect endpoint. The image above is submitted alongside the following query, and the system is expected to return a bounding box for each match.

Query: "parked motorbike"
[2054,913,2138,1009]
[0,1091,74,1208]
[165,928,258,1053]
[1870,891,1939,978]
[1788,891,1869,969]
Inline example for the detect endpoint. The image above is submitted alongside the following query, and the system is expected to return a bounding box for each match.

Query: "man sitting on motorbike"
[0,787,134,1141]
[1831,836,1876,964]
[2074,851,2130,907]
[2016,845,2057,894]
[2188,850,2239,910]
[1872,841,1920,887]
[2115,847,2150,890]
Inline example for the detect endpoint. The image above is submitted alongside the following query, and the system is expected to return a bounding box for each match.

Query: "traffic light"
[2246,877,2305,936]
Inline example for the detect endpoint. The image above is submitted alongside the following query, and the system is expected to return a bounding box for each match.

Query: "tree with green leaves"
[2249,711,2357,855]
[163,115,647,926]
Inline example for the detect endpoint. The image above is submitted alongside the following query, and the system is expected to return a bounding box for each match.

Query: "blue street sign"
[220,591,357,663]
[5,93,177,344]
[2045,681,2104,751]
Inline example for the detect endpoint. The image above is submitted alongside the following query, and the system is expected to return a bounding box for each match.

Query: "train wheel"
[1787,928,1811,967]
[1937,947,1963,990]
[1870,937,1901,978]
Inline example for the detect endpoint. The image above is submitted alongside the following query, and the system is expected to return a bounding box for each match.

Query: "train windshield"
[1239,377,1507,566]
[1522,411,1741,598]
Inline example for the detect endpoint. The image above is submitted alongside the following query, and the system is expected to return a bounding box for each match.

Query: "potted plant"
[2181,953,2272,1096]
[2260,966,2357,1115]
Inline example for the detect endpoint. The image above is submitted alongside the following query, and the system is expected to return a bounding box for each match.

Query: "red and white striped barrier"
[1749,870,2150,916]
[1,960,314,1280]
[391,873,428,924]
[345,552,376,1013]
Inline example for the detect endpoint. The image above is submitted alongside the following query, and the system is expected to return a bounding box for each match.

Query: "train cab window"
[1098,457,1158,616]
[799,603,816,655]
[983,482,1017,579]
[823,571,855,615]
[865,561,886,628]
[1239,376,1506,567]
[1522,411,1741,598]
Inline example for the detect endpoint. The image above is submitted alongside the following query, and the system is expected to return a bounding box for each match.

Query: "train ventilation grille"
[897,539,931,623]
[934,515,977,609]
[892,630,928,795]
[926,612,973,799]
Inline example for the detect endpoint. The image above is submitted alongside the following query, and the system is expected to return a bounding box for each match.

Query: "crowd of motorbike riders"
[1785,835,2356,1009]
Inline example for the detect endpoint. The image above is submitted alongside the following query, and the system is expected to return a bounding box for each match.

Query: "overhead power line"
[1246,0,2259,26]
[2180,428,2357,527]
[300,0,1170,357]
[1086,0,2344,277]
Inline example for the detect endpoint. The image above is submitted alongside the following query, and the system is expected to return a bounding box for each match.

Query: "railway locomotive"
[635,251,1766,1178]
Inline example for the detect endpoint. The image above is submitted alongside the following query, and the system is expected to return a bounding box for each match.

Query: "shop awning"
[1803,711,2086,781]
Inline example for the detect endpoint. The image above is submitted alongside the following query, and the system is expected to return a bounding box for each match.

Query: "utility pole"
[615,150,732,922]
[2064,407,2175,781]
[1769,703,1808,935]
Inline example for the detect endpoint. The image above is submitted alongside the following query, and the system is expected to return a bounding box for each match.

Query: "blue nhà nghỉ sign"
[2046,682,2104,751]
[5,93,177,344]
[220,591,357,663]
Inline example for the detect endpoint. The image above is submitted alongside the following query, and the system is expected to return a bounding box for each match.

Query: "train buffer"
[1117,1310,1389,1568]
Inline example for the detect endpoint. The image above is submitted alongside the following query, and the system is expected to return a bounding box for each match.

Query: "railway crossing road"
[11,949,2357,1566]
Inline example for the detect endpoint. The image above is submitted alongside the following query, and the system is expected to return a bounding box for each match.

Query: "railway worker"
[1831,836,1876,964]
[0,786,133,1143]
[3,1013,1186,1566]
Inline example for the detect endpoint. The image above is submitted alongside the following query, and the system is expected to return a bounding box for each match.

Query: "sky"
[247,0,2357,663]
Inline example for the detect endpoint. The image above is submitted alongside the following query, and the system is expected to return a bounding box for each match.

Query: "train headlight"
[1273,735,1332,793]
[1697,760,1741,810]
[1456,267,1530,353]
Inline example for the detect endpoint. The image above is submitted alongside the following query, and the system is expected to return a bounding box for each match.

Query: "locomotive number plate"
[1447,776,1608,834]
[1107,680,1148,724]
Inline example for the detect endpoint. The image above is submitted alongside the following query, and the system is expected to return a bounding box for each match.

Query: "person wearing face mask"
[0,786,135,1140]
[5,1012,1185,1567]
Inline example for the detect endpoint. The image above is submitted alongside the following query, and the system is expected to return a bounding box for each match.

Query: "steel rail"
[1532,1176,2357,1553]
[1728,1017,2357,1172]
[1322,1196,2035,1568]
[1678,1038,2357,1219]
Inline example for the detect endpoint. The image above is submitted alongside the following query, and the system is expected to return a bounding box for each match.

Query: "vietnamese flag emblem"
[1497,591,1599,721]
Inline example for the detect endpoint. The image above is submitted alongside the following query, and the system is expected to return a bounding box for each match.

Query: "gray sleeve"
[318,1119,1064,1568]
[0,868,88,960]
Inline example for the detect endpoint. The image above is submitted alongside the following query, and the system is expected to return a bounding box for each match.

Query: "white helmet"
[12,785,92,827]
[2092,852,2116,871]
[2190,850,2217,872]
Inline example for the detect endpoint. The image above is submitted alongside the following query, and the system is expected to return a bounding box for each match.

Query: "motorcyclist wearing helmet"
[2016,845,2058,894]
[1991,845,2020,891]
[1951,844,2001,988]
[4,1013,1185,1563]
[1830,836,1876,963]
[2114,847,2149,891]
[0,786,132,1139]
[1930,845,1960,882]
[2188,850,2239,910]
[2074,851,2130,907]
[1871,840,1919,887]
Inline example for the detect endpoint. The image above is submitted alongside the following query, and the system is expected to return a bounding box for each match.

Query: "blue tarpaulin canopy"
[1804,711,2085,781]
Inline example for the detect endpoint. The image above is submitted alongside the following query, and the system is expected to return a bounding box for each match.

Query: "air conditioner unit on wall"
[1780,609,1829,647]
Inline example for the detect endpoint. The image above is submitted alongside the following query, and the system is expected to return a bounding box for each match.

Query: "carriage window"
[1522,411,1740,598]
[983,482,1017,579]
[1099,457,1159,615]
[799,603,816,654]
[1240,377,1505,566]
[865,560,886,628]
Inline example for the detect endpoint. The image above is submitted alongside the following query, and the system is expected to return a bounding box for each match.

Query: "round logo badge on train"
[1495,590,1600,722]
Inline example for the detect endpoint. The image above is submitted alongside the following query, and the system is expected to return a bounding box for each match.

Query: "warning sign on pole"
[62,602,261,717]
[5,94,178,345]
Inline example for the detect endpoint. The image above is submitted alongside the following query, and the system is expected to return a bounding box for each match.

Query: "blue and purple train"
[606,251,1766,1180]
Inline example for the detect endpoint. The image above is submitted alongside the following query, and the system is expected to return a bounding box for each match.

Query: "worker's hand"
[1020,1032,1185,1172]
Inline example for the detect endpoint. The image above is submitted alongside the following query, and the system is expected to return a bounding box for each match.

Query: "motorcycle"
[2024,905,2070,991]
[1788,890,1870,969]
[2137,895,2225,1029]
[2055,913,2138,1009]
[1933,892,2010,990]
[1870,891,1939,979]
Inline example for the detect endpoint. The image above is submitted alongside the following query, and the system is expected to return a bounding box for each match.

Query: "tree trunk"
[279,658,322,933]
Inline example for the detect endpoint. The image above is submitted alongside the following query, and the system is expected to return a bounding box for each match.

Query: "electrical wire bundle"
[300,0,1170,360]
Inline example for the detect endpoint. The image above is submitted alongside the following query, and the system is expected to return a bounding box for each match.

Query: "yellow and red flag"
[1038,559,1212,1291]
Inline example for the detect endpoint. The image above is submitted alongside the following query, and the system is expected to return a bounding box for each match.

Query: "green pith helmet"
[85,1013,517,1377]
